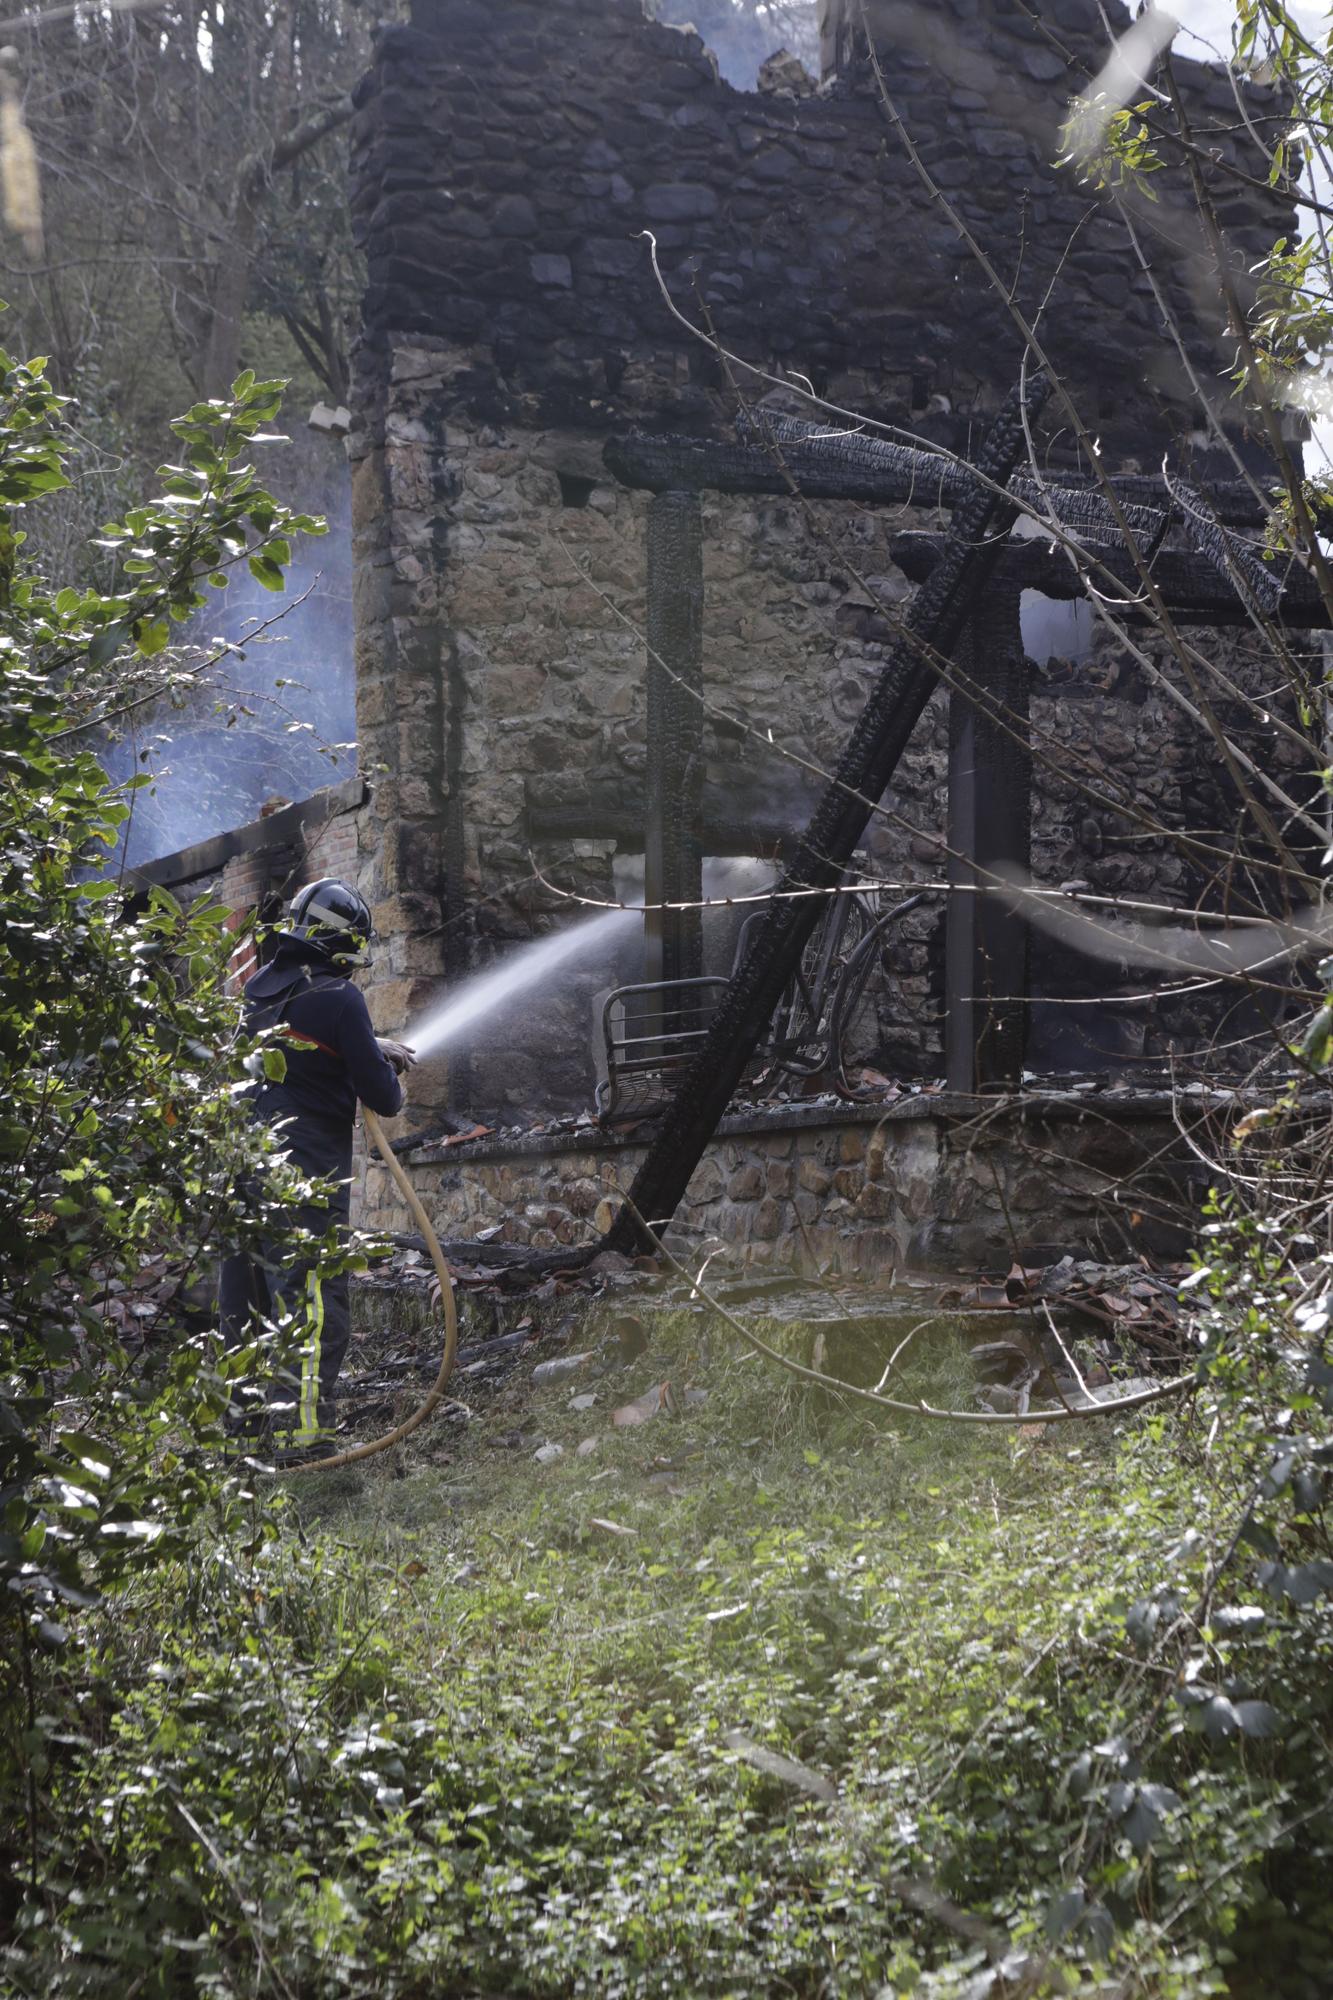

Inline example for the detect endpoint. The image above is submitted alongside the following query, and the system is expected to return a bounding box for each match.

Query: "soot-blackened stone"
[492,195,538,237]
[642,181,721,221]
[580,237,644,278]
[530,253,574,288]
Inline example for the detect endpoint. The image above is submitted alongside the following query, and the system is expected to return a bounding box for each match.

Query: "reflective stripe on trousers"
[296,1272,325,1442]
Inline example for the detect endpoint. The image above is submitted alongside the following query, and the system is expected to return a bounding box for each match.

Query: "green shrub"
[5,1323,1330,1998]
[0,345,335,1908]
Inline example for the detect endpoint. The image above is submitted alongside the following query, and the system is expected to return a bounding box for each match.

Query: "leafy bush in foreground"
[4,1313,1330,1999]
[0,349,329,1908]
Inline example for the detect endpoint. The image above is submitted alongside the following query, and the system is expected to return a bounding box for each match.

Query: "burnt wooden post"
[946,578,1030,1091]
[644,488,704,996]
[604,375,1049,1253]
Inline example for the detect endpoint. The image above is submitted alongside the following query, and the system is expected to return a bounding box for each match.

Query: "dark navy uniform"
[219,935,403,1455]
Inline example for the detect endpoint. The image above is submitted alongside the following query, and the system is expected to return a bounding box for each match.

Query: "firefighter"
[219,877,415,1465]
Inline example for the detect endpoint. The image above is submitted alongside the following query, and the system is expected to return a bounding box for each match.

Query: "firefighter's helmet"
[287,878,373,963]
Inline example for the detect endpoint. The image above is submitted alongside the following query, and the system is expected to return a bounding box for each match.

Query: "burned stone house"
[149,0,1319,1267]
[345,0,1305,1128]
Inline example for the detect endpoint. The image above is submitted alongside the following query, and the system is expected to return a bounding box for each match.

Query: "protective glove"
[376,1037,418,1075]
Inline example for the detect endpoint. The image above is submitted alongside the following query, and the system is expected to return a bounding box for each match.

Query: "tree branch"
[240,94,354,203]
[630,1198,1195,1429]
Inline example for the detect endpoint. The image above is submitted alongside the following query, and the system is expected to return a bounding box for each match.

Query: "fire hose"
[279,1105,457,1474]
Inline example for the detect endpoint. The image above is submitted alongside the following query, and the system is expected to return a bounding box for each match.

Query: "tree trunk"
[200,190,261,398]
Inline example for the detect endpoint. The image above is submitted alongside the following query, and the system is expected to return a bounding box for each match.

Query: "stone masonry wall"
[357,1093,1207,1273]
[346,0,1299,1137]
[352,0,1286,458]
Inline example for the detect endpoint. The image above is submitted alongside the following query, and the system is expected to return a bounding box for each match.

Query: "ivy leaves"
[1057,95,1166,199]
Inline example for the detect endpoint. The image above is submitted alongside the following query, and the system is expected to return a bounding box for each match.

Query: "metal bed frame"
[595,886,926,1121]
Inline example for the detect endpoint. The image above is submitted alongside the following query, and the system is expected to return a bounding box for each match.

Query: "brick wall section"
[319,811,359,887]
[220,852,273,987]
[219,852,271,910]
[132,782,370,993]
[346,0,1300,1129]
[221,830,363,988]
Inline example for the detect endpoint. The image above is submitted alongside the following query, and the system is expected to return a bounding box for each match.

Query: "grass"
[8,1299,1333,1998]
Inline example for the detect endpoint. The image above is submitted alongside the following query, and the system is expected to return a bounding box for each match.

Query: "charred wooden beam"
[891,531,1329,628]
[602,374,1050,1256]
[644,492,705,1036]
[604,429,1273,542]
[606,428,959,505]
[739,408,1282,532]
[1176,476,1284,614]
[946,580,1030,1092]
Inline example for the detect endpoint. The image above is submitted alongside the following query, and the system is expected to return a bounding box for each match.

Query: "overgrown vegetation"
[3,1308,1330,1997]
[5,0,1333,1992]
[0,349,346,1930]
[5,0,373,533]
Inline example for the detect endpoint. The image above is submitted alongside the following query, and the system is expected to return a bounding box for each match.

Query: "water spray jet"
[405,908,636,1061]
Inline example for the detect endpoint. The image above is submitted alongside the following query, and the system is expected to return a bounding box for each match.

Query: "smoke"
[651,0,819,88]
[103,441,355,869]
[612,854,781,973]
[1019,588,1095,668]
[1062,4,1180,167]
[995,864,1325,981]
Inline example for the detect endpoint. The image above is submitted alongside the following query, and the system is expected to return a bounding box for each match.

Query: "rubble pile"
[941,1254,1193,1415]
[339,1241,1198,1445]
